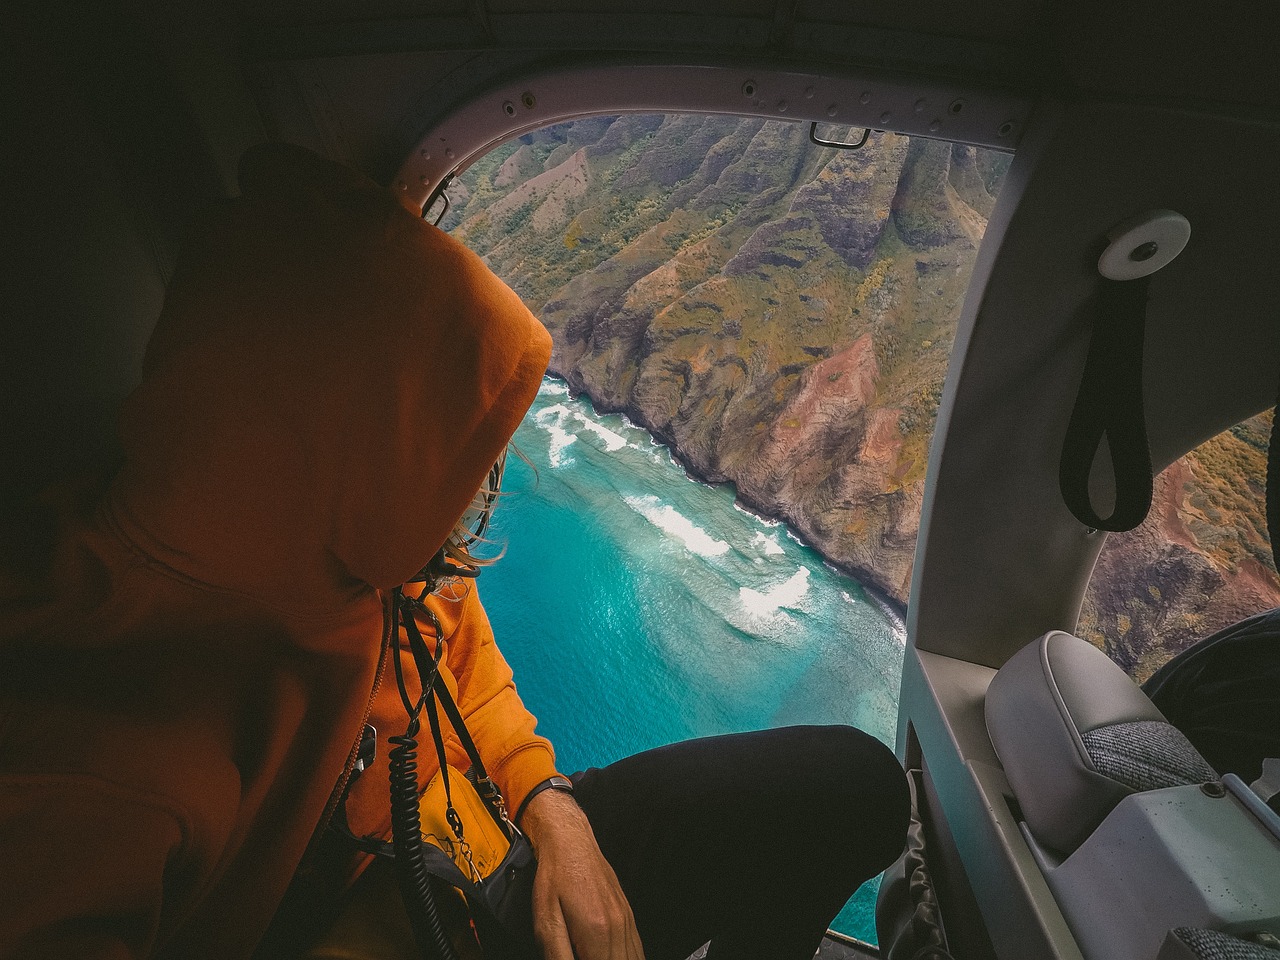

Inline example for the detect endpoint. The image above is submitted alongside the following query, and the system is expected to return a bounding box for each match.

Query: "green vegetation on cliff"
[445,114,1277,679]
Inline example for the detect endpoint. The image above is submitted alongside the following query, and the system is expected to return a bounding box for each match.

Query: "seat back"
[985,630,1216,854]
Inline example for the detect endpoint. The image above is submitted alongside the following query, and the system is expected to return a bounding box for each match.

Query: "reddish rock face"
[1083,456,1280,682]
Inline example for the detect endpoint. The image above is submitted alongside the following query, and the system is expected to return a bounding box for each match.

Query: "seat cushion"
[986,631,1217,854]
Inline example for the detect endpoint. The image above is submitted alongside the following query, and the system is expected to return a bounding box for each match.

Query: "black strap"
[397,593,490,775]
[1060,276,1154,532]
[397,590,512,827]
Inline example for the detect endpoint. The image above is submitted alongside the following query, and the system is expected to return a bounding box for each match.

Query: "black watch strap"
[516,775,575,825]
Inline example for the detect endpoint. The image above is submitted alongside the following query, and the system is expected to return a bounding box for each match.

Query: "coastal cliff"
[447,114,1278,679]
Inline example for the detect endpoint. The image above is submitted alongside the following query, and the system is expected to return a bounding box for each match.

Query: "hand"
[520,788,645,960]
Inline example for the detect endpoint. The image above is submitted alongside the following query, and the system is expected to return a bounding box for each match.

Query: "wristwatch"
[515,775,575,825]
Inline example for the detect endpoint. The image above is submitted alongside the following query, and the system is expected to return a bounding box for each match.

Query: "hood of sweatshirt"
[108,143,552,614]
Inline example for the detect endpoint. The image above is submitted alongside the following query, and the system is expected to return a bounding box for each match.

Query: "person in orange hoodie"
[0,143,908,960]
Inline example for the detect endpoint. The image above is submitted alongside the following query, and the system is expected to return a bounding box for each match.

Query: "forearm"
[520,788,645,960]
[520,785,593,854]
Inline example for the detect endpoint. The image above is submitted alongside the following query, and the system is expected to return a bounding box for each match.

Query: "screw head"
[1130,241,1160,262]
[1200,780,1226,798]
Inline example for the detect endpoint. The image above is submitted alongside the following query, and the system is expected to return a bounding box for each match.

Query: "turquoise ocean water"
[481,378,906,944]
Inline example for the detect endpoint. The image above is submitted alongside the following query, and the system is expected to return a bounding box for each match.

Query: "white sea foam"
[739,566,812,618]
[623,495,730,557]
[540,378,570,397]
[732,502,781,527]
[536,403,572,422]
[864,593,908,646]
[544,423,577,467]
[751,531,785,556]
[890,621,908,647]
[784,528,810,548]
[578,417,627,452]
[536,403,626,453]
[534,405,578,466]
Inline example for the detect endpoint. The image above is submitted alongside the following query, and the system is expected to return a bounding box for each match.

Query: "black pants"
[571,725,910,960]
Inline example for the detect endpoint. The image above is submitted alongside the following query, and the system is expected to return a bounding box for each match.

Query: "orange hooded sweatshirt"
[0,144,558,959]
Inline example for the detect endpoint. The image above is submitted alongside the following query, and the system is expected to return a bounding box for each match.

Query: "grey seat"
[985,630,1217,855]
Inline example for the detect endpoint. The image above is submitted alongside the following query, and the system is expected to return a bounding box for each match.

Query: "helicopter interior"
[5,1,1280,958]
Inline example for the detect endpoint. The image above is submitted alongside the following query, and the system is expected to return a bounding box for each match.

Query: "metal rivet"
[742,79,757,97]
[826,104,838,118]
[998,120,1015,137]
[398,181,407,191]
[776,99,788,112]
[419,175,428,184]
[521,91,536,109]
[502,100,516,117]
[420,149,430,159]
[859,91,871,104]
[1130,241,1160,262]
[879,111,892,124]
[949,98,966,114]
[804,86,815,99]
[1200,781,1226,799]
[928,118,942,132]
[445,148,455,160]
[913,98,927,113]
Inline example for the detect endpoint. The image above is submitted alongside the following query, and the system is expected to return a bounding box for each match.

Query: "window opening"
[1080,410,1279,683]
[441,113,1010,944]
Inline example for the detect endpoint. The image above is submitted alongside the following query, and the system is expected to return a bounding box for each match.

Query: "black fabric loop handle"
[1059,275,1154,532]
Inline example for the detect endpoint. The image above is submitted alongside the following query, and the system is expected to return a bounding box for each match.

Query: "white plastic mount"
[1097,209,1191,280]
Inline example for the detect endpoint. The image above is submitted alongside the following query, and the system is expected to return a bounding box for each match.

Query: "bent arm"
[431,581,561,816]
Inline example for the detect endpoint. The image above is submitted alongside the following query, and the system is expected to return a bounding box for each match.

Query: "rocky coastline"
[548,370,911,622]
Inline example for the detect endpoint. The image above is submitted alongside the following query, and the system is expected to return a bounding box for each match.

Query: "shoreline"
[543,372,910,628]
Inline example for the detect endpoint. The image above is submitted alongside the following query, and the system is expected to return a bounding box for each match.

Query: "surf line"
[538,373,909,631]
